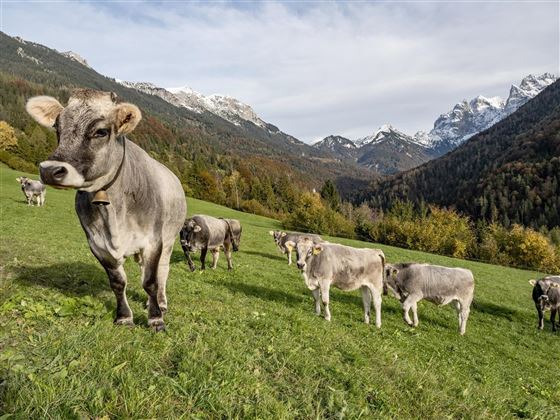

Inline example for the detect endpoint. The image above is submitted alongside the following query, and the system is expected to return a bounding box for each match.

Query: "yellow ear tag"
[312,247,322,255]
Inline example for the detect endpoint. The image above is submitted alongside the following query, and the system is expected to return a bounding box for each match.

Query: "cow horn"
[92,190,110,205]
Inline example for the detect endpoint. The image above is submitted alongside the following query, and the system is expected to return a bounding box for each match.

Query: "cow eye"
[92,128,109,138]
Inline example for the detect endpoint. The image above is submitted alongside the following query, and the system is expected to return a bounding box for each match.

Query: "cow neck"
[91,136,126,205]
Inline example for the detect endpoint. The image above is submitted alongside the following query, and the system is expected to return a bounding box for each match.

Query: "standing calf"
[16,177,46,206]
[295,238,385,327]
[384,263,475,335]
[269,230,322,265]
[529,276,560,331]
[26,89,186,331]
[181,215,241,271]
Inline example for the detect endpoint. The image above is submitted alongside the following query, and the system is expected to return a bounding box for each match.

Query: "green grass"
[1,163,558,419]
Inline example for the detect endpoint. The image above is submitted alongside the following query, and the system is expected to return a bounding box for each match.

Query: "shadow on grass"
[170,249,188,265]
[473,300,520,321]
[220,280,305,307]
[12,262,108,297]
[242,250,286,262]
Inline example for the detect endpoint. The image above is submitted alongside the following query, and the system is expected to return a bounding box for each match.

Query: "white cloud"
[2,1,558,142]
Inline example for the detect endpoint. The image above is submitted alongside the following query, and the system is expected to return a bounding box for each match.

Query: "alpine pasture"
[1,164,558,418]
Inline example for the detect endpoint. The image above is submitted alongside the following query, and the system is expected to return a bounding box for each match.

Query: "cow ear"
[528,279,537,286]
[281,232,287,237]
[312,244,323,255]
[113,103,142,135]
[269,231,274,236]
[193,225,202,232]
[392,268,398,277]
[26,96,64,128]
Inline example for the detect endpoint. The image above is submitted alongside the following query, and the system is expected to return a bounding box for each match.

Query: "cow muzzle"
[39,161,85,189]
[297,262,306,270]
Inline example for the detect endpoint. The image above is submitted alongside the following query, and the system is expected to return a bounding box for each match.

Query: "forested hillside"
[359,80,560,230]
[0,32,370,217]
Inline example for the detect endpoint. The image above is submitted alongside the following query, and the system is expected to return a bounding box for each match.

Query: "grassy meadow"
[0,164,559,419]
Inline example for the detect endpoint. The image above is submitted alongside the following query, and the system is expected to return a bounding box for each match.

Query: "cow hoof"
[115,317,134,327]
[149,319,166,332]
[189,266,196,272]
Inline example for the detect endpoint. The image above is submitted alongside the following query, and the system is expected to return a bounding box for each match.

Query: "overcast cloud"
[2,1,558,142]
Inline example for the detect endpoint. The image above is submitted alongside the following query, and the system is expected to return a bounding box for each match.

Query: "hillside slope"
[361,80,560,230]
[0,31,371,193]
[1,164,559,418]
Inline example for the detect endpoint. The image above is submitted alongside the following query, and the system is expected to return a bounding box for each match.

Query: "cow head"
[181,218,203,252]
[269,230,287,251]
[26,89,141,192]
[384,264,401,300]
[529,278,560,311]
[295,237,322,270]
[16,177,30,188]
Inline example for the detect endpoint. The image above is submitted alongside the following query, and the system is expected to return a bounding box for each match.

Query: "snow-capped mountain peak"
[355,124,415,146]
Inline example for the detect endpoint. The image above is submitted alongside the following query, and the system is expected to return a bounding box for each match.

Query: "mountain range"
[358,77,560,230]
[313,73,556,173]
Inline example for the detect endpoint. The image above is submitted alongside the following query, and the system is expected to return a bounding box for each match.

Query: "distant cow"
[384,263,475,335]
[529,276,560,331]
[269,230,323,265]
[16,177,46,206]
[181,215,241,271]
[26,89,186,331]
[295,237,385,327]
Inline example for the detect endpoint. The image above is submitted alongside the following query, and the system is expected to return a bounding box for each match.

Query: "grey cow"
[295,237,385,327]
[181,215,241,271]
[16,177,46,206]
[27,89,186,331]
[269,230,323,265]
[384,263,475,335]
[529,276,560,331]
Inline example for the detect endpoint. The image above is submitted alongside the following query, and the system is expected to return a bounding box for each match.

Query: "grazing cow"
[529,276,560,331]
[269,230,323,265]
[295,237,385,327]
[384,263,475,335]
[16,177,46,206]
[26,89,186,331]
[180,215,241,271]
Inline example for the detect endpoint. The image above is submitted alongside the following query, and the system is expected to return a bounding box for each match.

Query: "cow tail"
[222,218,239,252]
[380,252,388,296]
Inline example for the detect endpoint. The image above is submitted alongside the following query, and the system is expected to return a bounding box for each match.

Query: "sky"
[1,0,559,143]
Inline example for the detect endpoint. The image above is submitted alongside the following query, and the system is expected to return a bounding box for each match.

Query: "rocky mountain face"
[315,73,557,173]
[314,125,435,174]
[424,73,557,155]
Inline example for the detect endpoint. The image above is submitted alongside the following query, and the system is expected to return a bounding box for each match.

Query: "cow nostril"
[52,166,68,180]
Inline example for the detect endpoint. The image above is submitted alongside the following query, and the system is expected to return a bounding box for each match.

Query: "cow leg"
[104,265,133,326]
[361,286,371,324]
[551,308,557,332]
[26,194,32,206]
[311,288,321,315]
[411,301,419,327]
[320,282,331,321]
[459,298,471,335]
[402,295,418,327]
[224,243,233,271]
[181,243,196,271]
[287,250,292,265]
[156,242,174,313]
[200,247,208,270]
[211,248,220,269]
[369,286,382,328]
[141,244,166,331]
[536,305,544,330]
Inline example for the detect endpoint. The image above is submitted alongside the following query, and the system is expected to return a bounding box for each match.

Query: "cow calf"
[16,177,46,206]
[181,215,241,271]
[529,276,560,331]
[384,263,475,335]
[296,238,385,327]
